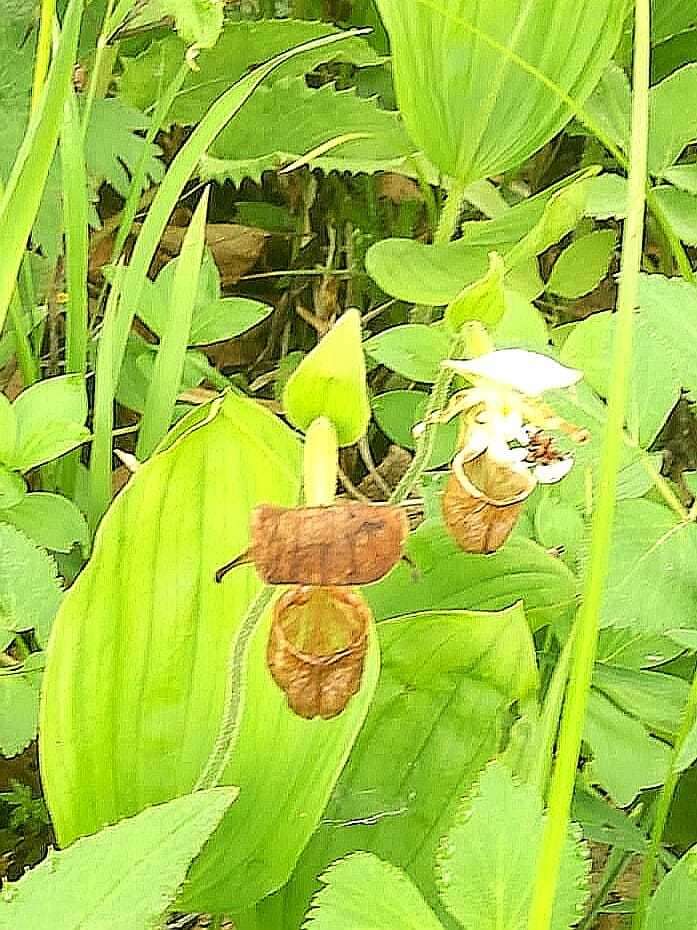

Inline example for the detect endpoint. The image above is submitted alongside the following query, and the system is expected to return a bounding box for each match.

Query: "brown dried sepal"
[267,586,371,719]
[251,502,408,586]
[442,451,535,554]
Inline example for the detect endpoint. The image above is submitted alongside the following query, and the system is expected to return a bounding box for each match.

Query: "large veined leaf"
[649,64,697,173]
[199,77,422,185]
[40,393,379,912]
[120,20,382,124]
[0,788,237,930]
[305,853,445,930]
[0,523,62,648]
[374,0,629,182]
[365,519,577,631]
[437,762,589,930]
[127,0,224,47]
[653,0,697,43]
[246,605,538,929]
[645,844,697,930]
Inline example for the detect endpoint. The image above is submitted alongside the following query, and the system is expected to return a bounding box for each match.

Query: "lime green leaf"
[9,374,89,472]
[645,844,697,930]
[585,173,628,219]
[0,524,62,647]
[582,62,631,153]
[365,519,577,631]
[364,324,450,383]
[653,0,697,43]
[0,788,237,929]
[116,333,211,414]
[584,690,672,806]
[305,854,445,930]
[437,762,589,930]
[649,63,697,173]
[200,77,420,185]
[0,466,25,509]
[493,291,548,349]
[158,0,223,48]
[547,230,616,298]
[283,309,370,445]
[593,664,689,740]
[0,393,16,463]
[597,627,685,670]
[0,492,88,554]
[663,163,697,194]
[445,252,505,331]
[259,605,537,928]
[375,0,627,182]
[0,673,40,758]
[372,391,458,468]
[601,500,697,636]
[120,21,382,124]
[651,185,697,245]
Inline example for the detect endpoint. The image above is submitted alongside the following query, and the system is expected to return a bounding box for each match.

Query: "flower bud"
[267,586,371,719]
[442,450,535,554]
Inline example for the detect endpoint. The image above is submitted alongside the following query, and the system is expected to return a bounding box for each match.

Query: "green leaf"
[305,853,445,930]
[0,466,25,510]
[200,77,422,185]
[663,163,697,194]
[437,762,589,930]
[649,63,697,173]
[584,690,672,806]
[84,97,164,199]
[365,519,577,631]
[585,172,628,219]
[259,605,537,928]
[0,391,16,463]
[0,0,83,334]
[0,788,237,929]
[582,62,631,153]
[547,230,616,298]
[9,374,90,472]
[601,500,697,637]
[41,394,379,912]
[0,672,40,758]
[0,492,88,554]
[364,325,450,383]
[375,0,628,182]
[651,185,697,245]
[645,844,697,930]
[493,290,548,349]
[137,188,210,461]
[153,0,224,48]
[116,333,211,414]
[283,309,370,445]
[120,21,382,124]
[653,0,697,43]
[372,391,458,469]
[445,252,505,330]
[593,663,689,740]
[0,523,62,647]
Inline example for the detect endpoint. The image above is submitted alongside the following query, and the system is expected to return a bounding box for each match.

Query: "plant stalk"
[526,1,651,927]
[32,0,56,111]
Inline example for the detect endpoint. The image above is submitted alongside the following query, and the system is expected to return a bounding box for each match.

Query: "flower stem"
[526,2,651,928]
[631,669,697,930]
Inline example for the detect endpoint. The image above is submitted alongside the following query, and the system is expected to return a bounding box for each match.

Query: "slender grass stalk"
[81,0,117,135]
[32,0,57,112]
[631,670,697,929]
[7,292,39,385]
[526,2,651,928]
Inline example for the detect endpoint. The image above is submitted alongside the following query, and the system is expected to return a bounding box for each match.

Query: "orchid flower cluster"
[427,348,587,554]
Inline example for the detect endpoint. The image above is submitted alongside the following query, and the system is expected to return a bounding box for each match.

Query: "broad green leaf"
[364,325,450,383]
[585,172,628,219]
[365,519,577,631]
[547,230,616,298]
[375,0,627,183]
[200,77,423,185]
[9,374,89,472]
[120,21,382,124]
[653,0,697,43]
[137,188,210,461]
[305,853,445,930]
[283,309,370,445]
[0,788,237,930]
[372,391,458,469]
[573,787,649,853]
[646,844,697,930]
[255,605,537,928]
[0,392,16,463]
[0,492,88,554]
[0,671,40,758]
[117,333,212,414]
[651,185,697,245]
[492,290,548,349]
[0,0,83,334]
[445,252,505,330]
[664,163,697,194]
[437,762,589,930]
[0,466,25,509]
[600,499,697,636]
[597,627,685,669]
[649,63,697,173]
[593,663,689,740]
[148,0,224,48]
[534,492,585,570]
[41,394,378,912]
[0,523,62,647]
[585,690,672,806]
[582,62,631,152]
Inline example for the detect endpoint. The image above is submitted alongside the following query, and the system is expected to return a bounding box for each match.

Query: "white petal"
[461,424,491,459]
[533,456,575,484]
[445,349,582,395]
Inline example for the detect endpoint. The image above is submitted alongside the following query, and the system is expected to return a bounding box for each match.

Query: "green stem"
[631,669,697,930]
[7,290,39,385]
[194,585,275,791]
[526,1,651,927]
[32,0,56,112]
[82,0,117,136]
[304,417,339,507]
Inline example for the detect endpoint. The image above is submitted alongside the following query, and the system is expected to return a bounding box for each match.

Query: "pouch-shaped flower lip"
[444,349,582,396]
